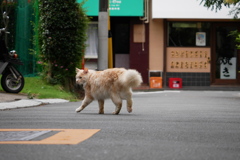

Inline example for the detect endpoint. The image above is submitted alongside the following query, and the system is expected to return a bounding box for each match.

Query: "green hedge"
[38,0,88,91]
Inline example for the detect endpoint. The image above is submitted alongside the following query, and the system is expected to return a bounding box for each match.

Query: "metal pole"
[98,0,109,70]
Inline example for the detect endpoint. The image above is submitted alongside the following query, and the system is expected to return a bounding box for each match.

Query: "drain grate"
[0,130,52,141]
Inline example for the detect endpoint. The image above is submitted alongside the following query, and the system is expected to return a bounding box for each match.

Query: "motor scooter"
[0,11,24,93]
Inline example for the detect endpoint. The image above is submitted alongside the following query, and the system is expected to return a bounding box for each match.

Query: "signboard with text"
[77,0,144,16]
[220,57,236,79]
[167,47,211,73]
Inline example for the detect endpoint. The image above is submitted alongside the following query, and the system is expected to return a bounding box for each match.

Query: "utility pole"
[98,0,109,70]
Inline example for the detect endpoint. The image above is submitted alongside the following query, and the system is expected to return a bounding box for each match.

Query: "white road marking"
[133,91,181,95]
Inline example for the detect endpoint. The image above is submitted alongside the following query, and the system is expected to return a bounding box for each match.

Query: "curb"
[0,99,69,111]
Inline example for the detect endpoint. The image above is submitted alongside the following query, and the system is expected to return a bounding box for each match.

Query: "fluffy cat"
[75,68,142,114]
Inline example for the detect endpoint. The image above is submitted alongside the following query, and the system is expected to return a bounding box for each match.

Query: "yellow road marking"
[0,129,100,145]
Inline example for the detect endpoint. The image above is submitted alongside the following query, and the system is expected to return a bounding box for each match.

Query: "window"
[168,22,210,47]
[85,23,98,58]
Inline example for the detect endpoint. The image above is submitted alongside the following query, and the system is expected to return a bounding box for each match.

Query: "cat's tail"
[120,69,143,88]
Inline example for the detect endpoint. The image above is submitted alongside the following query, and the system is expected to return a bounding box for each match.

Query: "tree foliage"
[200,0,240,49]
[38,0,88,92]
[200,0,240,18]
[229,30,240,48]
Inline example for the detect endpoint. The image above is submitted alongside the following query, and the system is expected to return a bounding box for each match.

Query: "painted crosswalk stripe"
[0,129,100,145]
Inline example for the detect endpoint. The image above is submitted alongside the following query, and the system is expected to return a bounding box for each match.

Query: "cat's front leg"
[76,96,93,113]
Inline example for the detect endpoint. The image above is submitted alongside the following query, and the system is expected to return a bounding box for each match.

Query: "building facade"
[150,0,240,87]
[79,0,240,87]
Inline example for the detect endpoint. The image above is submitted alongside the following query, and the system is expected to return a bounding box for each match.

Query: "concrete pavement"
[0,92,28,102]
[0,92,69,111]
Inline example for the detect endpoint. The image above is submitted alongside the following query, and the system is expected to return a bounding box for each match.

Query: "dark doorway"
[212,23,240,85]
[111,17,130,68]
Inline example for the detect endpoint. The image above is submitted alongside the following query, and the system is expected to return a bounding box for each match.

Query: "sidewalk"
[0,92,69,111]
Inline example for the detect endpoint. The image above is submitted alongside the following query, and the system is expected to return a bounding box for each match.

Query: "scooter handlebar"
[0,28,6,32]
[0,28,10,35]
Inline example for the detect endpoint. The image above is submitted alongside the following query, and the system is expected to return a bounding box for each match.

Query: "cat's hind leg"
[98,100,104,114]
[111,94,122,115]
[126,96,133,113]
[121,89,133,113]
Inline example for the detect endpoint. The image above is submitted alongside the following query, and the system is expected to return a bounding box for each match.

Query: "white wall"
[152,0,233,19]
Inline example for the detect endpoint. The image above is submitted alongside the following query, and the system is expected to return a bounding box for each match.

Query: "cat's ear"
[84,68,88,74]
[76,68,81,73]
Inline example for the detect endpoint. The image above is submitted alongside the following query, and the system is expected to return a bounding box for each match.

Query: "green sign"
[77,0,144,16]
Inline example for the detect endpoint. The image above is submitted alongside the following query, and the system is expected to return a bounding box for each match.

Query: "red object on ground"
[169,78,182,89]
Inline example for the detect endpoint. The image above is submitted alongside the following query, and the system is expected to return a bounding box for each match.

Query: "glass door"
[213,24,240,85]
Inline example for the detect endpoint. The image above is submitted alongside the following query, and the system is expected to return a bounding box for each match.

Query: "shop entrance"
[111,17,130,68]
[212,23,240,85]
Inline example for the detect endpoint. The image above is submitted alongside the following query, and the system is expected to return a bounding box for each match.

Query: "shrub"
[38,0,88,93]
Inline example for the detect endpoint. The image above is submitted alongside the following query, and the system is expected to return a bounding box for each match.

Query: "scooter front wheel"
[1,71,25,93]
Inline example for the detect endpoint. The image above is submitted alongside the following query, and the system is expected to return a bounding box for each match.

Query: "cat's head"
[76,68,89,85]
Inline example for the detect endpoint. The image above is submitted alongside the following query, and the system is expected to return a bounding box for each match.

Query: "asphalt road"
[0,90,240,160]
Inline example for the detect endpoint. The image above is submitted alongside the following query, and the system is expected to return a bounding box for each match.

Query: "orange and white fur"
[75,68,142,115]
